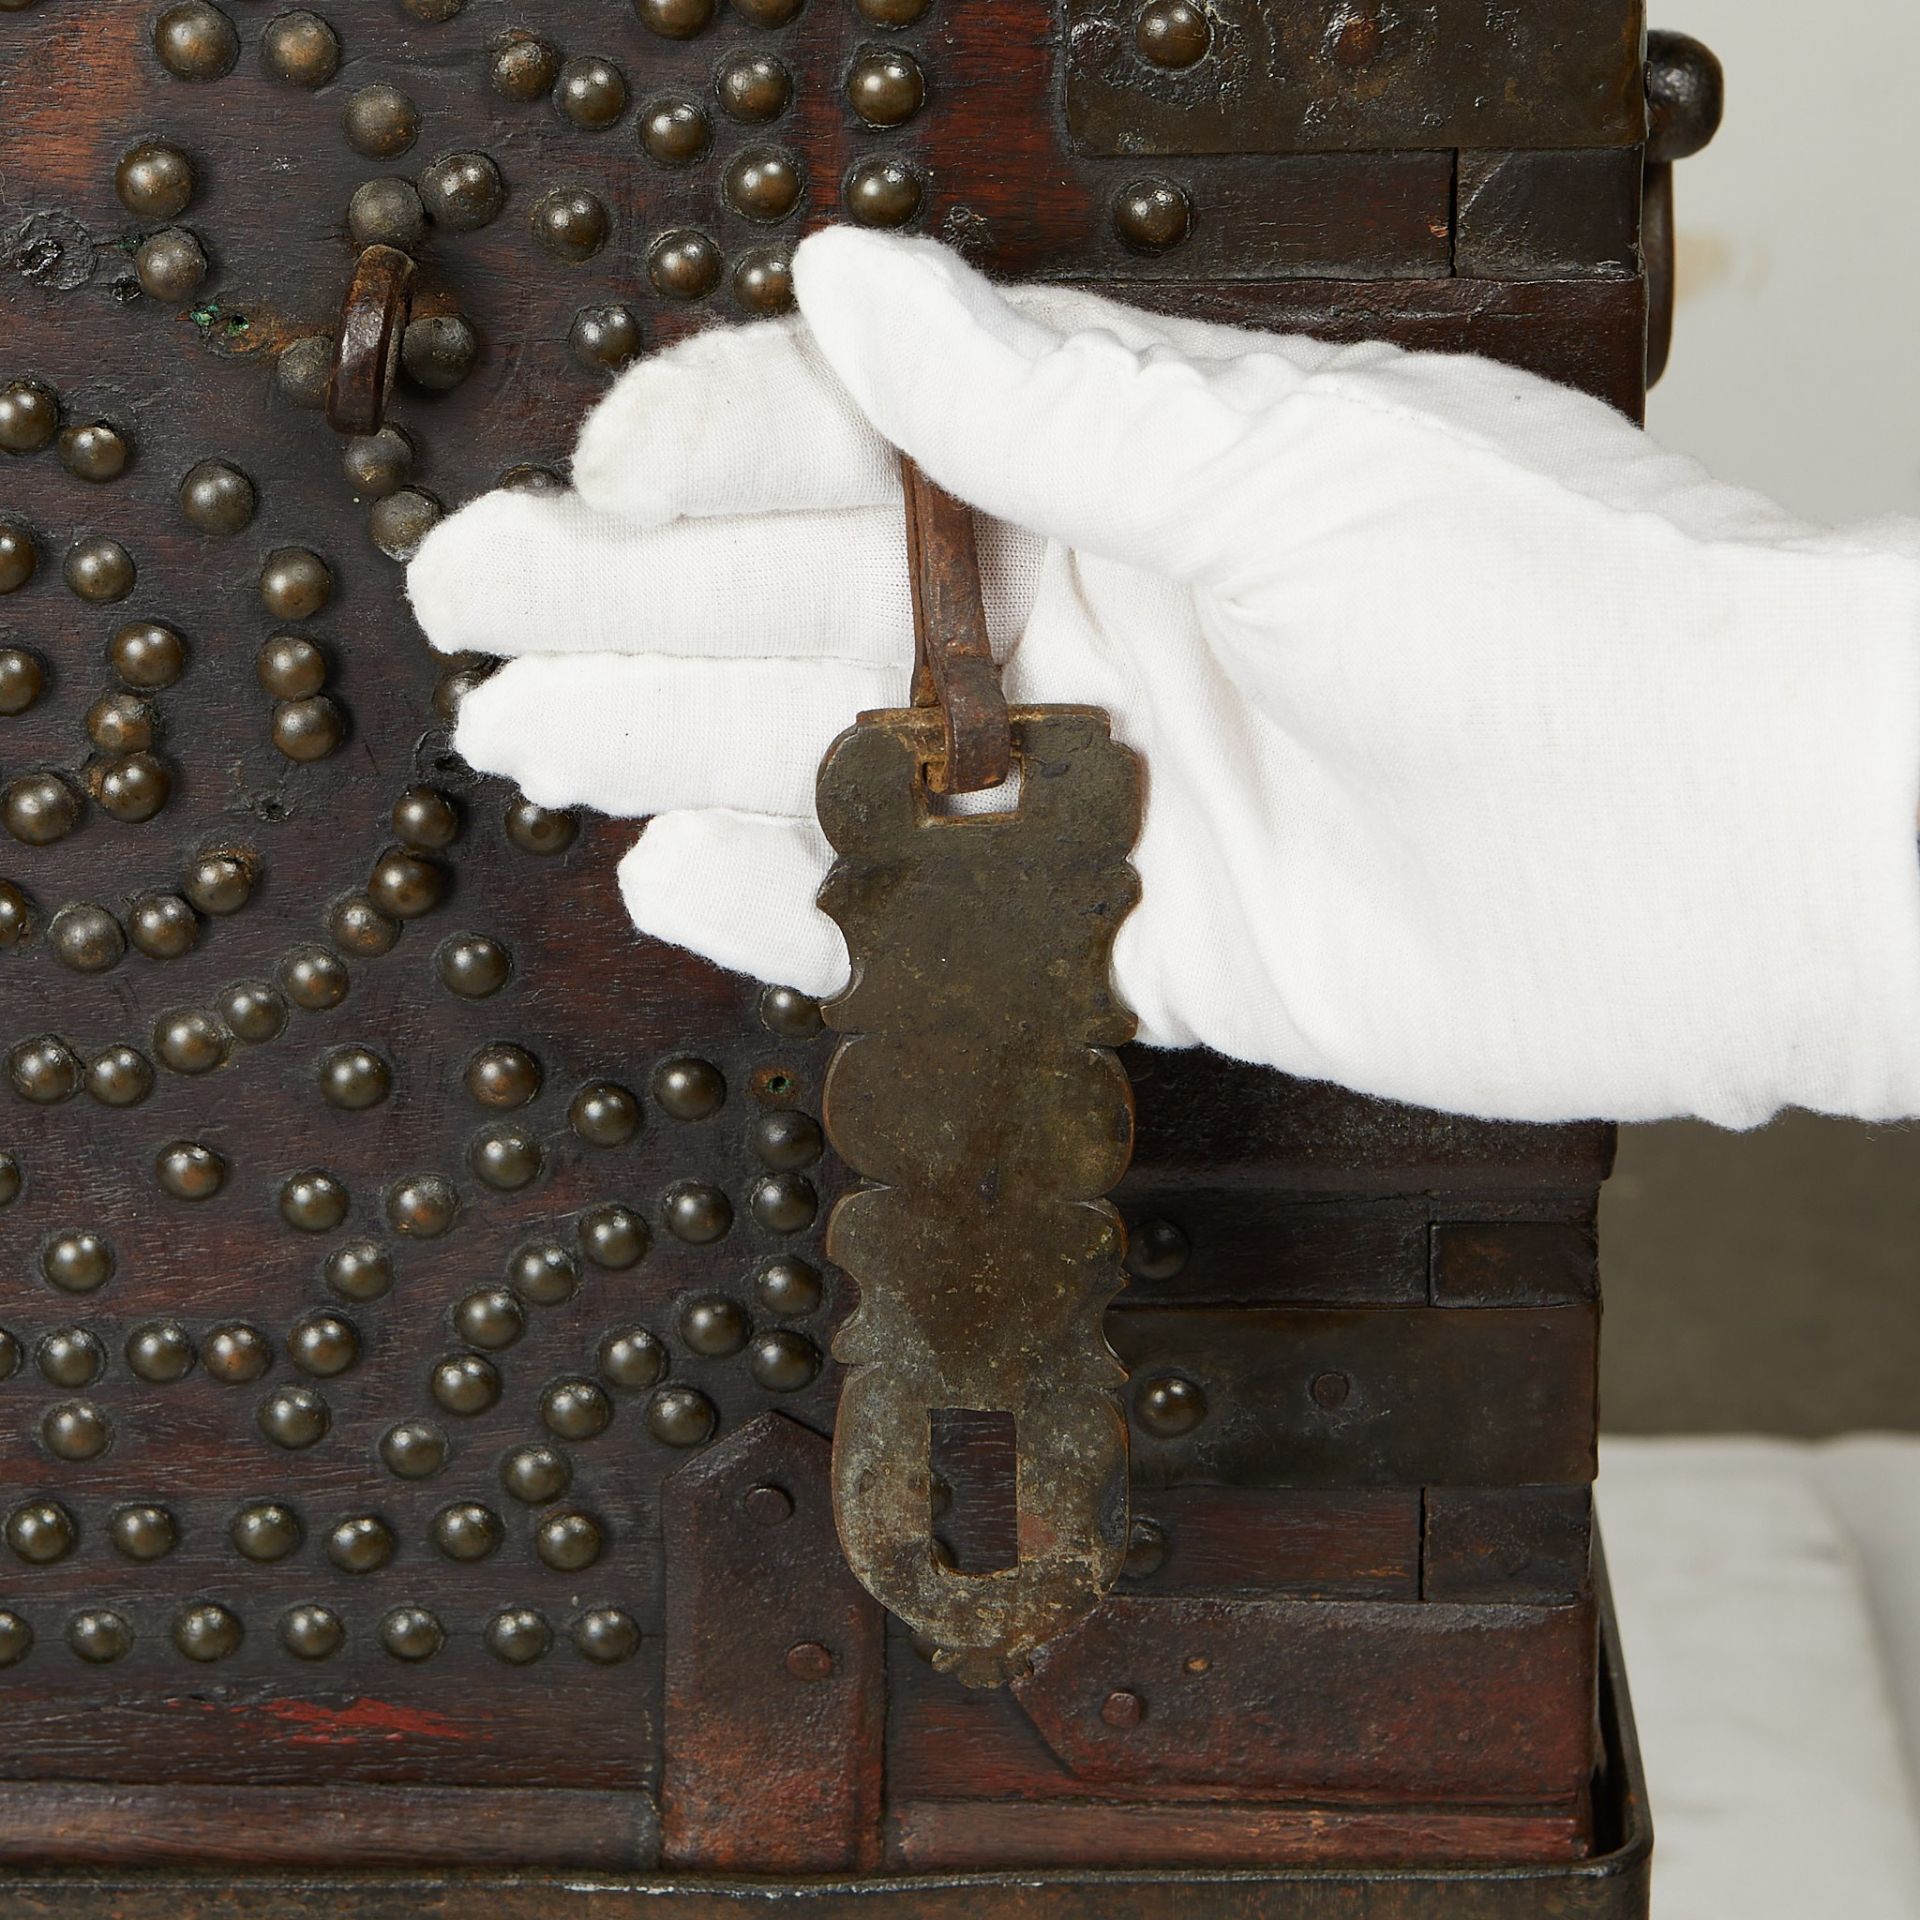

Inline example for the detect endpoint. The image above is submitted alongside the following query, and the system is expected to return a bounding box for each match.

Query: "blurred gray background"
[1602,0,1920,1434]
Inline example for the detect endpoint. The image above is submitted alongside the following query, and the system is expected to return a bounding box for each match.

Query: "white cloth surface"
[1601,1435,1920,1919]
[408,229,1920,1128]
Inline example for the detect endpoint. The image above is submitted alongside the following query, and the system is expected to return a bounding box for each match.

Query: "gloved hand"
[408,229,1920,1129]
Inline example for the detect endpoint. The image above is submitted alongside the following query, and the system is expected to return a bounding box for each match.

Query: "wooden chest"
[0,0,1690,1909]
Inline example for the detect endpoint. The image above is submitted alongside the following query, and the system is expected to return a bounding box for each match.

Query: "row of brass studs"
[0,1599,639,1665]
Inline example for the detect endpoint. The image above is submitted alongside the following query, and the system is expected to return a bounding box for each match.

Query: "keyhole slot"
[929,1408,1019,1573]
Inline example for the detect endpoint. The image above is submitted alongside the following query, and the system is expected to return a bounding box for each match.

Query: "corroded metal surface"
[819,707,1142,1687]
[662,1413,885,1873]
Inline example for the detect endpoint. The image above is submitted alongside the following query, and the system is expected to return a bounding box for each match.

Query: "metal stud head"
[7,1500,76,1564]
[578,1204,648,1270]
[290,1311,360,1377]
[466,1042,542,1110]
[153,2,239,81]
[220,980,288,1043]
[557,55,628,129]
[431,1502,503,1561]
[259,1385,331,1449]
[534,1509,603,1570]
[724,147,802,222]
[437,931,511,997]
[319,1045,391,1111]
[41,1229,111,1292]
[500,1443,571,1504]
[281,1604,344,1659]
[572,1606,640,1663]
[599,1327,667,1390]
[756,1254,823,1318]
[418,151,506,231]
[134,227,210,302]
[846,48,924,125]
[653,1055,725,1119]
[715,50,791,119]
[326,1241,394,1302]
[0,380,59,454]
[156,1139,225,1200]
[64,535,137,604]
[569,305,643,371]
[347,177,427,252]
[330,891,400,957]
[272,693,347,761]
[503,797,578,854]
[1124,1216,1190,1281]
[1113,178,1193,251]
[646,1385,717,1448]
[327,1514,395,1572]
[179,457,256,534]
[368,848,446,918]
[43,1401,112,1461]
[509,1239,579,1303]
[1134,0,1210,67]
[470,1124,542,1191]
[380,1419,449,1478]
[639,96,711,165]
[0,646,48,716]
[369,488,442,562]
[68,1609,132,1663]
[86,690,153,751]
[845,158,922,227]
[59,421,132,483]
[259,547,333,620]
[663,1183,733,1245]
[855,0,927,22]
[48,903,125,975]
[110,1504,178,1561]
[257,634,328,698]
[633,0,714,39]
[487,1607,551,1664]
[680,1295,750,1356]
[88,750,171,822]
[86,1045,154,1108]
[117,141,196,218]
[261,9,340,88]
[276,335,334,407]
[279,946,350,1010]
[749,1172,818,1233]
[279,1168,349,1232]
[342,82,418,156]
[569,1081,640,1146]
[11,1037,82,1104]
[388,1174,459,1238]
[453,1287,524,1350]
[391,785,459,850]
[541,1378,612,1441]
[491,29,559,100]
[232,1501,303,1561]
[380,1607,444,1661]
[113,619,186,689]
[343,426,415,499]
[747,1328,820,1392]
[401,314,481,391]
[174,1603,242,1661]
[153,1006,229,1075]
[732,248,794,314]
[430,1352,499,1414]
[203,1322,271,1382]
[0,521,37,594]
[126,1321,195,1383]
[185,848,255,914]
[0,883,27,950]
[0,1614,30,1668]
[1135,1372,1208,1437]
[38,1329,103,1387]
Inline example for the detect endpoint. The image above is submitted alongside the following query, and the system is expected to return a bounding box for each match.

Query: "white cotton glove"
[407,229,1920,1129]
